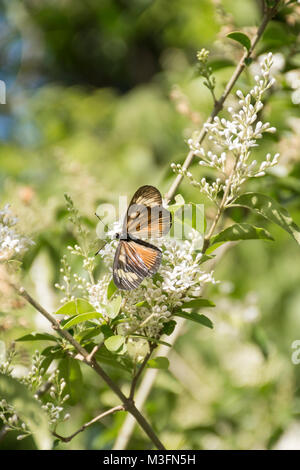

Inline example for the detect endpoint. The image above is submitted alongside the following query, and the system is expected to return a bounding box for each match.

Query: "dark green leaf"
[15,332,59,343]
[161,320,177,336]
[210,223,274,246]
[173,311,213,329]
[227,31,251,51]
[62,311,103,329]
[231,193,300,246]
[180,299,215,309]
[58,357,83,405]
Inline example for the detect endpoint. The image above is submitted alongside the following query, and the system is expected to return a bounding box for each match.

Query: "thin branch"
[129,345,154,401]
[164,0,280,204]
[52,405,124,443]
[13,284,165,450]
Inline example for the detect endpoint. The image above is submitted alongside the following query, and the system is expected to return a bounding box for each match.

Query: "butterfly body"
[111,185,172,290]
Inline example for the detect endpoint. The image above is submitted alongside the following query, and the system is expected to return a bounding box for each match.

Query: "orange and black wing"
[125,185,172,239]
[113,239,162,290]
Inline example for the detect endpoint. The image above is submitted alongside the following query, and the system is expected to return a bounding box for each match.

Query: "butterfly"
[112,185,172,290]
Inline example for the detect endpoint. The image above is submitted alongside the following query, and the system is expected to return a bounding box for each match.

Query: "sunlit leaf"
[147,357,170,369]
[107,278,117,300]
[104,335,125,352]
[55,298,96,316]
[106,295,122,319]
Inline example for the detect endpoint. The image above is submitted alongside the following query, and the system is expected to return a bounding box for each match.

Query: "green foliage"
[58,358,83,405]
[232,193,300,246]
[227,32,251,51]
[0,374,52,449]
[210,223,274,246]
[173,311,213,329]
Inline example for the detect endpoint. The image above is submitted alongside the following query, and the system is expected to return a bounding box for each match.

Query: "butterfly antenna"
[94,241,108,256]
[94,212,110,256]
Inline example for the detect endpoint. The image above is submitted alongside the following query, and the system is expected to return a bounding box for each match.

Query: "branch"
[164,0,280,204]
[13,284,165,450]
[53,405,124,443]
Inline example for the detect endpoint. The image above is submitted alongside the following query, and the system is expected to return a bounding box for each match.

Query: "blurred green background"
[1,0,300,450]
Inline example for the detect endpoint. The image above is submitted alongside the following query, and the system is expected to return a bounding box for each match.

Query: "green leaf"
[58,357,83,405]
[168,194,185,215]
[55,298,96,316]
[15,332,60,343]
[62,311,103,329]
[227,31,251,51]
[41,347,64,373]
[161,320,177,336]
[210,223,274,246]
[0,373,52,449]
[104,335,125,352]
[173,311,213,329]
[106,295,122,319]
[231,193,300,246]
[107,278,117,300]
[206,241,224,254]
[147,357,170,369]
[75,326,104,344]
[180,298,215,309]
[130,334,172,347]
[95,348,131,373]
[198,253,215,264]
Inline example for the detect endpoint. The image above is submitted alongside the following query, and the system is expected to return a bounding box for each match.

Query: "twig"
[52,405,124,443]
[129,345,154,401]
[164,0,280,204]
[13,284,165,450]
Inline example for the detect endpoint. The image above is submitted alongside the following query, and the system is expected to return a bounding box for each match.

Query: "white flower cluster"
[172,53,279,205]
[0,399,31,440]
[0,204,33,261]
[41,369,70,426]
[88,229,215,339]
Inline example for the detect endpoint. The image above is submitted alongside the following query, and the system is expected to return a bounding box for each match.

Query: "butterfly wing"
[125,185,172,239]
[113,239,162,290]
